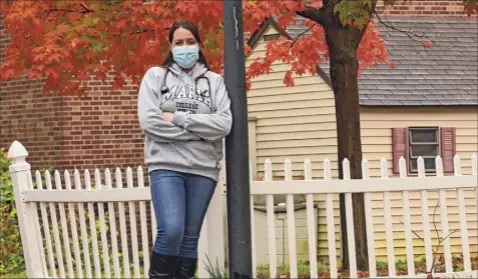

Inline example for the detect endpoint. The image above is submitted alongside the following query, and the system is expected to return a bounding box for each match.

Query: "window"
[392,127,456,174]
[408,127,439,172]
[263,34,280,42]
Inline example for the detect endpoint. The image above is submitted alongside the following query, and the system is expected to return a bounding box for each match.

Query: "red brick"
[376,0,472,17]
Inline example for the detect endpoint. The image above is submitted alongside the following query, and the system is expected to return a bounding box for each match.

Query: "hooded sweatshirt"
[137,63,232,182]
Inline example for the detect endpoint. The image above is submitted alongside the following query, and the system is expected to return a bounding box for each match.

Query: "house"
[1,0,476,268]
[245,9,477,264]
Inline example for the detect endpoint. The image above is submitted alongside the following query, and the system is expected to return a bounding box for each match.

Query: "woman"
[137,20,232,279]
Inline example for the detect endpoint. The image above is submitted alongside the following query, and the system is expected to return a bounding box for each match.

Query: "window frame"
[408,126,440,173]
[263,34,281,42]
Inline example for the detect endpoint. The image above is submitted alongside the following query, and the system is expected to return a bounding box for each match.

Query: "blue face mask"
[172,45,199,69]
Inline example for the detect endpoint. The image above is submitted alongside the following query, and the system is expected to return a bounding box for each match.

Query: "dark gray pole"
[223,0,252,278]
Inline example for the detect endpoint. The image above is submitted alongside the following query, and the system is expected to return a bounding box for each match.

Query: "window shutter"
[440,127,456,173]
[392,128,409,174]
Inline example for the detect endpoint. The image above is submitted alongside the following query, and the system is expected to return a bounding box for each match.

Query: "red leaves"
[0,0,374,95]
[356,19,395,71]
[283,71,294,86]
[423,41,433,48]
[2,0,472,96]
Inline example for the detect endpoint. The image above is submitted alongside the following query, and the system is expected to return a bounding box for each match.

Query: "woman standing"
[137,20,232,279]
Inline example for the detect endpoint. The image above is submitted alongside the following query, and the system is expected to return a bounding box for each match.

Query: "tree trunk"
[324,23,368,271]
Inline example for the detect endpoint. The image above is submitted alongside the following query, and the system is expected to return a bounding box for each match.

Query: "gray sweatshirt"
[137,62,232,181]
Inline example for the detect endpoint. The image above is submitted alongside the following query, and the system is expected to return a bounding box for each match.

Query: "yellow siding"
[246,26,337,179]
[360,108,478,260]
[246,25,478,263]
[361,108,478,177]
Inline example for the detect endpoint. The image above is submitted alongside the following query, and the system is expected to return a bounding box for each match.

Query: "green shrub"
[0,148,24,275]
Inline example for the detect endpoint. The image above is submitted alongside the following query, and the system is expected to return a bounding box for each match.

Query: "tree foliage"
[1,1,475,95]
[0,0,395,94]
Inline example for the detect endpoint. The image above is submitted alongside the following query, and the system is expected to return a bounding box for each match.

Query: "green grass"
[0,267,145,279]
[4,254,477,279]
[0,271,27,279]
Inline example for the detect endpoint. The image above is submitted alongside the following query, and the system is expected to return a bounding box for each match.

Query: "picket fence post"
[8,140,45,278]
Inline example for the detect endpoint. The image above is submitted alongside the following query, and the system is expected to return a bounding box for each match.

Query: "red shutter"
[392,128,409,174]
[440,127,456,173]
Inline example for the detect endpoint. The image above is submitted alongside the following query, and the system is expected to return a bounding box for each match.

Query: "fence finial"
[8,140,28,158]
[8,141,30,172]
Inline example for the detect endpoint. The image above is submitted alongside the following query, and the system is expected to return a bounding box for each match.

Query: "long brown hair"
[162,20,209,69]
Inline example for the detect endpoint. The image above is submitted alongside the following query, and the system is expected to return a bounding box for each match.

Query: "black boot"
[149,251,178,279]
[175,257,197,279]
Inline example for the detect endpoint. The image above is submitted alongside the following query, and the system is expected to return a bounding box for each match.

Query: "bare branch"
[290,23,318,47]
[399,220,425,242]
[373,10,436,49]
[440,228,459,244]
[432,201,440,244]
[429,201,441,277]
[401,200,460,279]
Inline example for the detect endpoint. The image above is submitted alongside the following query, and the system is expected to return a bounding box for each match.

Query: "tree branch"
[399,220,425,242]
[290,23,318,47]
[402,200,458,279]
[296,5,326,27]
[430,201,441,276]
[44,3,94,19]
[373,10,436,49]
[44,6,93,15]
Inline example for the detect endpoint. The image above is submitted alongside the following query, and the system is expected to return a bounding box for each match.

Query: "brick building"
[1,0,474,172]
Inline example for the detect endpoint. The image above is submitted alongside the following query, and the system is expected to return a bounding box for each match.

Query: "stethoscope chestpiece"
[161,86,169,94]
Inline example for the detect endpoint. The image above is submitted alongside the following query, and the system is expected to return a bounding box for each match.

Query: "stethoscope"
[160,67,211,97]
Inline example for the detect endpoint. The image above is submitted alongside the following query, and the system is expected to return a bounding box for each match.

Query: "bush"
[0,148,24,275]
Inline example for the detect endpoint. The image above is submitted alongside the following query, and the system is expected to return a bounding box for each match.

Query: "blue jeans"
[150,170,216,259]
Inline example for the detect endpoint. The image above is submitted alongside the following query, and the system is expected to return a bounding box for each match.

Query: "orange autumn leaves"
[0,0,456,95]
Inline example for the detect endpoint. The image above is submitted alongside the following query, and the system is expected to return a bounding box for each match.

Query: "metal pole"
[223,0,252,278]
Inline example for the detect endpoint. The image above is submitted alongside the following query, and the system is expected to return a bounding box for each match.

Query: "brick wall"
[1,20,145,174]
[1,18,65,170]
[57,85,144,173]
[377,0,471,16]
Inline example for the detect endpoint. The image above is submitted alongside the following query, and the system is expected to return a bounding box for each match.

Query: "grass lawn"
[0,272,27,279]
[2,255,476,279]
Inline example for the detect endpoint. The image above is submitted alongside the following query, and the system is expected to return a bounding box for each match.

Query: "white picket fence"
[7,140,478,278]
[245,157,478,279]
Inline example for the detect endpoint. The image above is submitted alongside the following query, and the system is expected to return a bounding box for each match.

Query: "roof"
[250,17,478,107]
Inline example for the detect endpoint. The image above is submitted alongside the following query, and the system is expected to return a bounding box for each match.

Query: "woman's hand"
[163,112,174,122]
